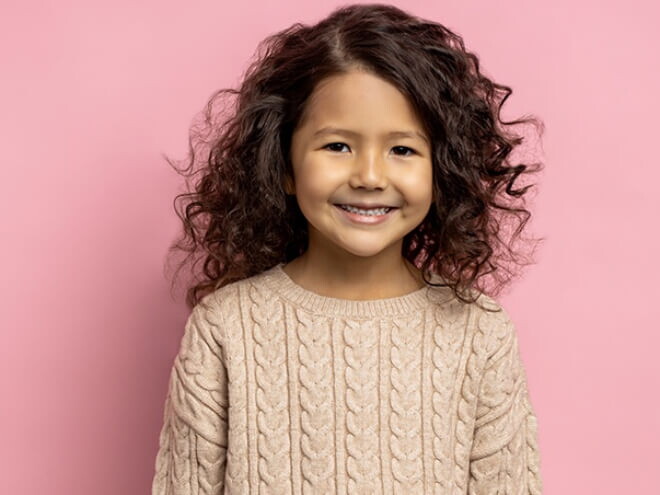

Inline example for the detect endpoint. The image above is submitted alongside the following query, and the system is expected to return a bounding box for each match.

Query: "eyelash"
[322,142,417,157]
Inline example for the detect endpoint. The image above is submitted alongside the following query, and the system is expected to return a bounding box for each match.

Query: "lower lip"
[333,204,397,225]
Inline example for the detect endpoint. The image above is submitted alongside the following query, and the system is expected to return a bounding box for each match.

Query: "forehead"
[299,70,426,135]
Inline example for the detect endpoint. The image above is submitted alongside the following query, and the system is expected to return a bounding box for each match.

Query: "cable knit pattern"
[344,319,380,493]
[248,282,292,493]
[152,262,543,494]
[296,309,335,493]
[152,297,229,493]
[389,314,424,492]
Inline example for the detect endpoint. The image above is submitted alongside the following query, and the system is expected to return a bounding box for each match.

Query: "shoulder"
[202,267,271,313]
[460,290,517,360]
[423,283,515,359]
[177,292,227,364]
[192,268,272,336]
[181,278,248,357]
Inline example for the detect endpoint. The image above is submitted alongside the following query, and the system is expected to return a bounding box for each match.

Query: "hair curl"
[164,3,545,311]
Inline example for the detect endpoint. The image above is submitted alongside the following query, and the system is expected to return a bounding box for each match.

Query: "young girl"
[152,3,544,494]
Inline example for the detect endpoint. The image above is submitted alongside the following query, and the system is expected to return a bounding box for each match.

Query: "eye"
[323,142,350,153]
[391,146,416,157]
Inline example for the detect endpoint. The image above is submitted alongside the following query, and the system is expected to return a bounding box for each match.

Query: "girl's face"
[287,69,433,263]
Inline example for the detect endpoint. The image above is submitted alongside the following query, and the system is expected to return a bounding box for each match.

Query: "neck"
[282,248,425,301]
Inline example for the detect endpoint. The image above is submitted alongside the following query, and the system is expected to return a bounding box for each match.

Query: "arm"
[468,309,543,494]
[152,298,229,495]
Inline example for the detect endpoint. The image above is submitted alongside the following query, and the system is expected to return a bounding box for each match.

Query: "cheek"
[400,166,433,205]
[295,158,343,200]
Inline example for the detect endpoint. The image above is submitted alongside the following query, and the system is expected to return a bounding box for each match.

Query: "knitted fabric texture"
[152,263,543,494]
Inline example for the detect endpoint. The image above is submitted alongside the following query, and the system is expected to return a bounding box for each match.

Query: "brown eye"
[323,142,350,152]
[392,146,415,156]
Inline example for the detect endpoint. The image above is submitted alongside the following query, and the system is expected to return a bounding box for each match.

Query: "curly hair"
[164,3,545,311]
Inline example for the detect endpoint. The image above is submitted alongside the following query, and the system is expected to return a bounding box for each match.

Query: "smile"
[333,204,398,225]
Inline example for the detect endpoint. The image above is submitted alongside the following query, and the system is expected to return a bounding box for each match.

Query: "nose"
[348,150,388,190]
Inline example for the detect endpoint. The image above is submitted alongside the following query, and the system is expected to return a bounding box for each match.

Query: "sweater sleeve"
[152,298,229,495]
[468,310,543,494]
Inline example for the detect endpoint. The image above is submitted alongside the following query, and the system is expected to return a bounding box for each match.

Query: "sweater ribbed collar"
[258,262,439,318]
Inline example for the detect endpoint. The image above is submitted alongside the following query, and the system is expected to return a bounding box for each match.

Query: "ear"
[284,173,296,196]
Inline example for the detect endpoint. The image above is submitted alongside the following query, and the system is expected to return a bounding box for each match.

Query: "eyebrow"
[313,126,429,145]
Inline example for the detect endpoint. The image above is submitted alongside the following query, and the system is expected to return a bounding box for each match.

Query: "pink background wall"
[2,0,658,493]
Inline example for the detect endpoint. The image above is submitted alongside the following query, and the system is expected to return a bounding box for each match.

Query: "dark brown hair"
[164,3,545,311]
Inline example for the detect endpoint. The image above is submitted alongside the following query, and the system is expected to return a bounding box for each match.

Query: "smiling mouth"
[336,204,395,214]
[332,203,398,224]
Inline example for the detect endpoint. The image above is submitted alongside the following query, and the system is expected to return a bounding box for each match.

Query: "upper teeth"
[339,204,391,215]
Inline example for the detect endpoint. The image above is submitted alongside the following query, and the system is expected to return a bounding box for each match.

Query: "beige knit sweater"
[152,262,543,494]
